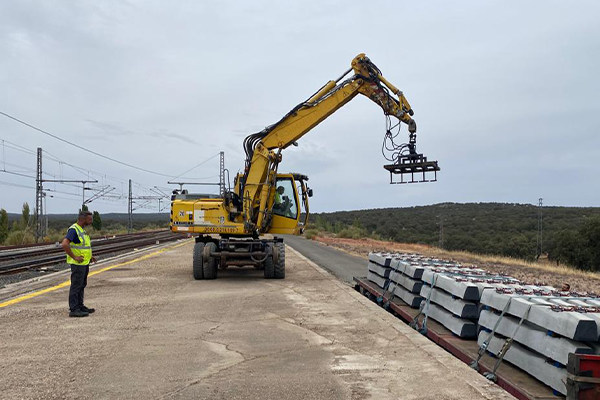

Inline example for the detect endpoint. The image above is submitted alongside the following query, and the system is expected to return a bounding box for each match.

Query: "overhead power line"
[0,110,179,178]
[0,180,35,189]
[171,153,220,180]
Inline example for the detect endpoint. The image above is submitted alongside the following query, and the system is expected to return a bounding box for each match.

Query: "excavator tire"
[273,242,285,279]
[264,244,275,279]
[203,242,218,279]
[193,242,205,280]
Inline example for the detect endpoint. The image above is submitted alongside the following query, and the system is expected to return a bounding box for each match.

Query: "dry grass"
[311,235,600,293]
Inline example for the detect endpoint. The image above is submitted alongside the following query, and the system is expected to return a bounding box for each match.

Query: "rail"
[0,231,182,276]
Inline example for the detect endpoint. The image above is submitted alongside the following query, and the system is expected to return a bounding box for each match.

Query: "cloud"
[85,119,198,145]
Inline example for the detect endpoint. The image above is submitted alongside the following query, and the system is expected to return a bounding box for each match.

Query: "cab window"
[273,179,298,219]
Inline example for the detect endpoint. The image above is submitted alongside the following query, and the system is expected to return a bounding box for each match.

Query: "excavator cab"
[268,173,311,235]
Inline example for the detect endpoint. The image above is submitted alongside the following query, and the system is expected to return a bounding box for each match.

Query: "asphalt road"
[282,235,366,283]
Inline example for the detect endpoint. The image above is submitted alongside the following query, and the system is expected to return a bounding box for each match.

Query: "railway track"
[0,230,183,276]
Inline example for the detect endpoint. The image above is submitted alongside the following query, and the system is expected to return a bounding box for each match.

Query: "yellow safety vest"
[66,223,92,265]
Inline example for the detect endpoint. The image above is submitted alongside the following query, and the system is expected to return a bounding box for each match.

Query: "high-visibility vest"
[66,223,92,265]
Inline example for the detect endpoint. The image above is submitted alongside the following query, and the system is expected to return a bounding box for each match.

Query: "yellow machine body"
[171,173,309,237]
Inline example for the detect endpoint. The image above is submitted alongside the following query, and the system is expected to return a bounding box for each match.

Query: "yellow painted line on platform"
[0,240,190,309]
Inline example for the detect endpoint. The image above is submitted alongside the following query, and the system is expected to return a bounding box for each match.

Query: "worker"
[274,186,285,205]
[61,210,97,318]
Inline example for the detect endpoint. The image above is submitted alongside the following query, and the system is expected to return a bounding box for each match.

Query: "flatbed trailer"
[353,276,600,400]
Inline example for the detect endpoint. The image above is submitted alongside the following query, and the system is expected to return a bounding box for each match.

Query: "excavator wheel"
[263,244,275,279]
[272,242,285,279]
[192,242,205,280]
[203,242,218,280]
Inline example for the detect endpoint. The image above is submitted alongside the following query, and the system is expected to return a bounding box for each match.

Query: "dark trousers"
[68,264,89,312]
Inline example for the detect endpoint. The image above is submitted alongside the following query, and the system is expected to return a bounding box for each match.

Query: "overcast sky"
[0,1,598,214]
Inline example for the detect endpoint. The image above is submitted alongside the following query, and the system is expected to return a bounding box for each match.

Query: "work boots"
[69,309,89,318]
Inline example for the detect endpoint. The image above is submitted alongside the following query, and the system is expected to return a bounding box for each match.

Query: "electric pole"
[35,147,43,242]
[219,151,225,197]
[535,197,544,259]
[128,179,133,233]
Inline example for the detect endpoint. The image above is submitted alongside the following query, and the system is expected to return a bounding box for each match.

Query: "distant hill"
[310,203,600,261]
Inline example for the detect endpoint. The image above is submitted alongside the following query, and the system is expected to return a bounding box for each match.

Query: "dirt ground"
[312,236,600,294]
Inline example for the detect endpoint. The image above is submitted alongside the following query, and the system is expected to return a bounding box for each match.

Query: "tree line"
[0,203,168,246]
[309,202,600,271]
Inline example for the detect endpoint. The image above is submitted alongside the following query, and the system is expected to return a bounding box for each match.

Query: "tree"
[92,211,102,231]
[0,208,8,244]
[21,202,30,229]
[580,217,600,271]
[79,204,89,213]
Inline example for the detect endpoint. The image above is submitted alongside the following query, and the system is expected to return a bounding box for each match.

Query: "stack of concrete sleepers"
[365,252,600,395]
[367,253,491,337]
[385,257,426,308]
[366,253,393,290]
[478,288,600,395]
[418,264,500,339]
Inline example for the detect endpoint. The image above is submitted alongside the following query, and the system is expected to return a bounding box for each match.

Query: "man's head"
[561,283,570,292]
[277,186,285,195]
[78,210,93,227]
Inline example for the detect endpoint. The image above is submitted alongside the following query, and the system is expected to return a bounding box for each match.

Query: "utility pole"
[219,151,225,197]
[35,147,43,242]
[535,197,544,259]
[128,179,133,233]
[43,192,48,237]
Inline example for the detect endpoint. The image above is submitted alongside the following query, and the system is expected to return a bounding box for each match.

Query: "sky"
[0,0,599,214]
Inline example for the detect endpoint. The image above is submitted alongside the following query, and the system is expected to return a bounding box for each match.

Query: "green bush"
[337,226,367,239]
[304,229,320,240]
[5,230,35,245]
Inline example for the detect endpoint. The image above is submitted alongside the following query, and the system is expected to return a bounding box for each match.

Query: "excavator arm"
[239,53,438,233]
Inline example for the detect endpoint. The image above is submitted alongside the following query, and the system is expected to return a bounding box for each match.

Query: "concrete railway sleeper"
[192,236,285,280]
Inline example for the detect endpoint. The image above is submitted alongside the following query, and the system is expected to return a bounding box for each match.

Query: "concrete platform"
[0,241,515,400]
[478,332,567,395]
[420,285,479,319]
[478,310,593,365]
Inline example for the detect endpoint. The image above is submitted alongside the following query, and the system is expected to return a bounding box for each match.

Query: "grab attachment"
[383,132,440,184]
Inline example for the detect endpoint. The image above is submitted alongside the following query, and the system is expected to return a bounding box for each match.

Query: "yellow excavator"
[170,53,439,280]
